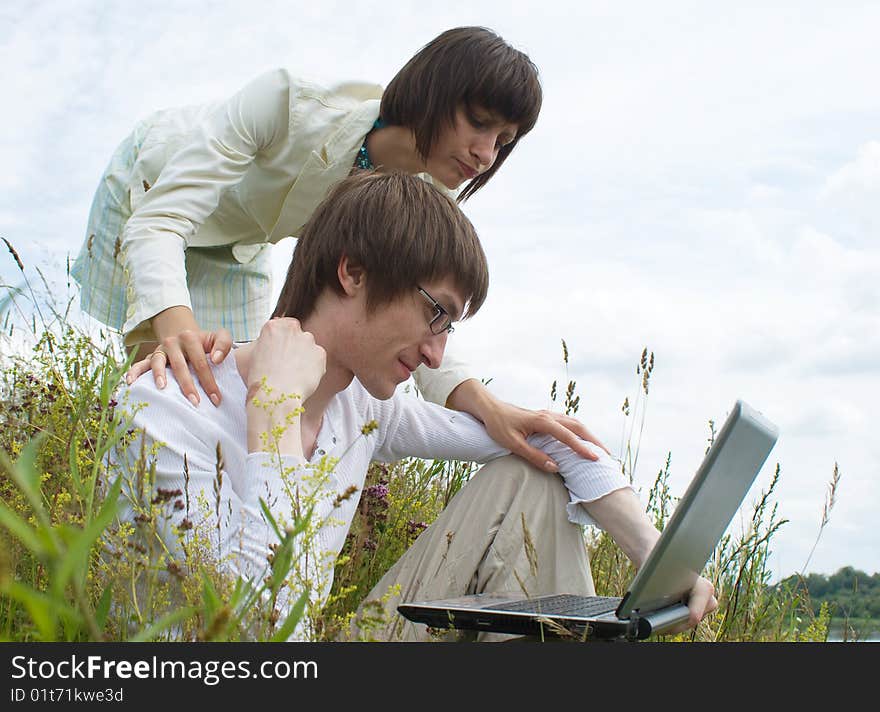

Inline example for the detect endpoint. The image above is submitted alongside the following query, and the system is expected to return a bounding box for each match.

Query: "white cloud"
[819,141,880,245]
[822,140,880,198]
[4,0,880,580]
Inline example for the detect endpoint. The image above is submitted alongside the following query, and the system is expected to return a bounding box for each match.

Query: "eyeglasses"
[417,286,455,335]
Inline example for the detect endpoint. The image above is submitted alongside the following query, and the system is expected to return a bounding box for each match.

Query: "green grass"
[0,256,844,642]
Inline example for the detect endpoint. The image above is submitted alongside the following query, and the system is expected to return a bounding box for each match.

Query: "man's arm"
[367,388,718,629]
[366,386,632,526]
[117,319,326,629]
[412,346,609,473]
[118,372,307,594]
[583,487,718,629]
[579,487,660,567]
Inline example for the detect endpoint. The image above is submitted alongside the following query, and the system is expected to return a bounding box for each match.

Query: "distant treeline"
[779,567,880,621]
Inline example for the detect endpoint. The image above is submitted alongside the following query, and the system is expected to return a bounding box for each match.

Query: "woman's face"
[424,106,518,190]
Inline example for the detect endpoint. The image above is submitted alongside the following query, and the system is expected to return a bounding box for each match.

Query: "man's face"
[344,276,465,400]
[424,105,518,190]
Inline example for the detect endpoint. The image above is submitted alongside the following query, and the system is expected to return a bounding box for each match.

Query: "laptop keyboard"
[489,594,621,617]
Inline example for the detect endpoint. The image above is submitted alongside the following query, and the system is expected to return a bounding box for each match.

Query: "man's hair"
[380,26,542,202]
[273,172,489,322]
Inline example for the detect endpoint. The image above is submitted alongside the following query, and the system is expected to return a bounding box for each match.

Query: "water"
[827,628,879,642]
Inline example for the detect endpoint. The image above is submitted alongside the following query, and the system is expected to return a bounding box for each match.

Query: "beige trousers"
[355,455,596,641]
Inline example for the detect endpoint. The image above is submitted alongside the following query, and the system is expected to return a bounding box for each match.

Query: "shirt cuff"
[122,281,193,337]
[557,452,636,528]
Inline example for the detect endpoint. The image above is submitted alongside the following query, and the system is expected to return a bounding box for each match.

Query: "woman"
[73,26,607,469]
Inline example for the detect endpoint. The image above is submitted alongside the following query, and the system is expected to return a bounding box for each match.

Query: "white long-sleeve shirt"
[115,352,631,628]
[77,68,471,407]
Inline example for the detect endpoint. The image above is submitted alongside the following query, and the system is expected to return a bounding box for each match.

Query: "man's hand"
[669,576,718,634]
[446,379,611,472]
[581,488,718,635]
[125,305,233,407]
[246,317,326,403]
[245,318,326,455]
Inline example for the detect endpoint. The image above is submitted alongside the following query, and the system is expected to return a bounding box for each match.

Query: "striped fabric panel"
[71,131,273,343]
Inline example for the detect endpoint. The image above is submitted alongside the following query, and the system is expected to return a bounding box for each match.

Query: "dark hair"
[381,26,542,201]
[273,172,489,322]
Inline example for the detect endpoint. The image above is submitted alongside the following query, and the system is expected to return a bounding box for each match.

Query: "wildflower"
[166,561,185,580]
[2,237,24,272]
[332,485,358,509]
[364,483,389,501]
[406,520,428,538]
[125,540,147,555]
[151,487,183,505]
[360,419,379,436]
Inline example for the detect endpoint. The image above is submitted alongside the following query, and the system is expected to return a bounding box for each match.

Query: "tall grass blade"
[128,607,197,642]
[0,501,46,558]
[270,589,309,642]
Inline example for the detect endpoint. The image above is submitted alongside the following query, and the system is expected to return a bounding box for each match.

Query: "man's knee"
[476,454,570,505]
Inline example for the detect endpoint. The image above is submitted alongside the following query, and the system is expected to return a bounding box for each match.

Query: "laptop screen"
[617,401,779,618]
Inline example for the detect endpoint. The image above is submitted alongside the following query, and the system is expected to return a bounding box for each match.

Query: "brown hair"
[380,26,542,202]
[273,172,489,322]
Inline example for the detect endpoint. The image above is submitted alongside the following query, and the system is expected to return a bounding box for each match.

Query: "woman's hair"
[380,26,542,201]
[273,171,489,322]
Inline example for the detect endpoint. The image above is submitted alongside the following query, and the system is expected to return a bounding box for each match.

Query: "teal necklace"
[354,118,385,170]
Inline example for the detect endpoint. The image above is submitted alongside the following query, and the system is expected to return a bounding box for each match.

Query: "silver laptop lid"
[616,400,779,618]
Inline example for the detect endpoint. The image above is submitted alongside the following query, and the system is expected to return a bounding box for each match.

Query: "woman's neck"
[365,125,425,175]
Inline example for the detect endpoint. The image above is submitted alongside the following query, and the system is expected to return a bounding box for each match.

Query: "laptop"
[398,400,779,641]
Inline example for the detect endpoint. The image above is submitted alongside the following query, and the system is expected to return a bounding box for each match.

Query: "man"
[117,172,716,641]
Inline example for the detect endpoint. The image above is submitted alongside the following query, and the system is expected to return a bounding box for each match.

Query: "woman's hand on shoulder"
[126,327,234,407]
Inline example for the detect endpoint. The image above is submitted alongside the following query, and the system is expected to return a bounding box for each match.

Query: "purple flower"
[407,520,428,538]
[364,483,390,501]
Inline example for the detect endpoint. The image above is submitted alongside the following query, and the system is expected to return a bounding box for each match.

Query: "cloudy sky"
[1,1,878,580]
